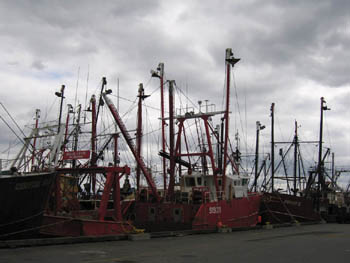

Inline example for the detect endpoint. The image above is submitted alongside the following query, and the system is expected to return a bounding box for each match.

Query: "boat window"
[242,179,248,185]
[185,177,196,187]
[197,177,202,185]
[218,179,222,186]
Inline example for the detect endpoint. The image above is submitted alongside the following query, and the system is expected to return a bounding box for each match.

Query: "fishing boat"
[0,106,60,239]
[254,104,322,224]
[259,192,320,224]
[34,48,261,237]
[0,169,55,240]
[103,48,262,231]
[38,85,136,237]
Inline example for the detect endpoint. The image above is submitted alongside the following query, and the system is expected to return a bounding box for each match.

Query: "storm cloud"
[0,0,349,186]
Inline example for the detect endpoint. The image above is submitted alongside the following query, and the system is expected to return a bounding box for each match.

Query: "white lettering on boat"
[15,178,51,190]
[283,200,301,207]
[15,181,41,190]
[209,206,222,214]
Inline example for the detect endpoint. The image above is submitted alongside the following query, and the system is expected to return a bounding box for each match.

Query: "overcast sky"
[0,0,349,185]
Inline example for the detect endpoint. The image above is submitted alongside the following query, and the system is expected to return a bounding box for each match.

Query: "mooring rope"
[0,217,75,238]
[275,192,297,222]
[0,211,44,228]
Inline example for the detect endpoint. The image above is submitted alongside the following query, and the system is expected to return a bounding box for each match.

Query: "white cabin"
[179,171,249,202]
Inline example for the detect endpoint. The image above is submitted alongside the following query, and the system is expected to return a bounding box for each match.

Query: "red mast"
[167,80,176,200]
[151,63,167,192]
[102,92,161,202]
[222,48,240,191]
[136,83,150,196]
[113,133,122,221]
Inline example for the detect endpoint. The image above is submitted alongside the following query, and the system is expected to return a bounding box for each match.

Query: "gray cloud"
[31,60,46,70]
[0,0,349,184]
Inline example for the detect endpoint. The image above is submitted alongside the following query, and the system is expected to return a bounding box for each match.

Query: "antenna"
[84,64,90,124]
[73,66,80,126]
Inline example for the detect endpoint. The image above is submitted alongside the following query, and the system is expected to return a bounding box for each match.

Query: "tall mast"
[113,132,122,221]
[293,120,298,196]
[167,80,176,200]
[151,63,166,191]
[270,103,275,192]
[31,109,40,168]
[218,118,224,172]
[62,104,73,155]
[317,97,330,209]
[91,94,97,195]
[96,77,107,125]
[56,85,65,134]
[222,48,240,191]
[331,152,335,188]
[72,104,81,168]
[254,121,265,192]
[136,84,149,194]
[103,93,161,202]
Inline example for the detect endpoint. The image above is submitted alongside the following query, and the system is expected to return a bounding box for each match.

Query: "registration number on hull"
[208,206,222,214]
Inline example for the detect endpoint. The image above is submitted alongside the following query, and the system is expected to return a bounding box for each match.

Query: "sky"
[0,0,349,187]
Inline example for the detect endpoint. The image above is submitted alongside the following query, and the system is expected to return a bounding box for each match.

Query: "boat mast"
[254,121,265,192]
[136,84,149,195]
[91,94,97,195]
[103,92,161,202]
[317,97,330,210]
[151,63,166,192]
[56,85,65,134]
[168,80,176,200]
[113,132,122,221]
[96,77,107,124]
[31,109,40,168]
[331,152,335,188]
[72,104,82,168]
[222,48,240,191]
[270,102,275,192]
[293,120,298,196]
[218,118,224,173]
[62,104,73,156]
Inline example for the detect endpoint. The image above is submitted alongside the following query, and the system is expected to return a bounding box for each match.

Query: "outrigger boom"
[102,92,161,203]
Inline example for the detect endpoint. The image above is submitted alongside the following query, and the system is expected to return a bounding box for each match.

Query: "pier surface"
[1,223,349,263]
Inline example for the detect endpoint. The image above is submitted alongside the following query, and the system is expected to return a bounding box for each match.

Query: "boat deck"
[1,223,349,263]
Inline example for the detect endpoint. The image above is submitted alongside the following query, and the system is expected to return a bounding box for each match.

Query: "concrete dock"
[1,223,349,263]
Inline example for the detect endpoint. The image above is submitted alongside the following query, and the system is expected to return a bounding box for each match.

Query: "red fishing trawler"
[38,48,261,237]
[102,48,262,231]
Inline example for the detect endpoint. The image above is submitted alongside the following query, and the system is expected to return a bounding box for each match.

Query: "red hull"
[260,192,321,224]
[130,193,262,232]
[40,214,134,237]
[193,193,262,230]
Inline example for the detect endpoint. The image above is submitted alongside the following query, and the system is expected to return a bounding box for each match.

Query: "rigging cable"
[232,71,249,153]
[0,115,26,148]
[43,93,58,123]
[324,112,333,151]
[84,64,90,123]
[175,82,204,156]
[0,102,26,138]
[175,84,199,111]
[73,66,80,125]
